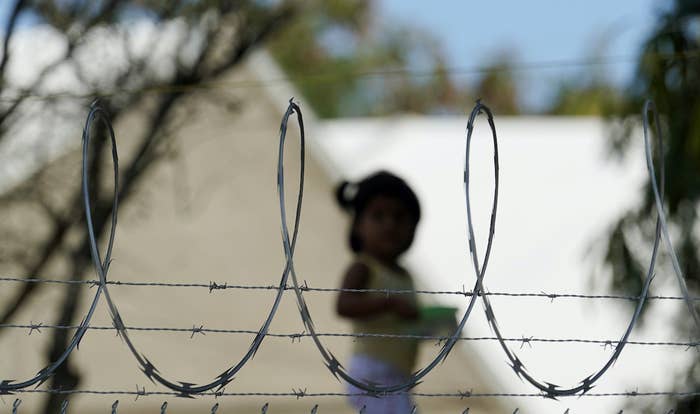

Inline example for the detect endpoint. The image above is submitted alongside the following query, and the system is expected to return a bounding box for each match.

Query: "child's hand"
[388,297,419,320]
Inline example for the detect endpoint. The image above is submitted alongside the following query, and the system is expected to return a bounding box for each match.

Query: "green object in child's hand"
[406,306,458,337]
[420,306,458,321]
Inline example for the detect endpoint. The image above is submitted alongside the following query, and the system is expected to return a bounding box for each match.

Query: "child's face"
[355,195,416,261]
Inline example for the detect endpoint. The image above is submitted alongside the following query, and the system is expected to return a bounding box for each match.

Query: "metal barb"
[519,336,533,349]
[541,291,558,303]
[212,387,226,399]
[111,400,119,414]
[190,325,205,339]
[208,281,227,293]
[261,402,269,413]
[134,385,146,401]
[12,399,21,414]
[28,322,43,336]
[310,404,318,413]
[59,400,68,414]
[160,402,168,413]
[210,402,219,413]
[458,389,473,400]
[292,388,307,399]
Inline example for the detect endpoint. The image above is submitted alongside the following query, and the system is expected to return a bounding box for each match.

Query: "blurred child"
[335,171,421,413]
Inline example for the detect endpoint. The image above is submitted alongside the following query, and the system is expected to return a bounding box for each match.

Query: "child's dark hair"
[335,171,421,252]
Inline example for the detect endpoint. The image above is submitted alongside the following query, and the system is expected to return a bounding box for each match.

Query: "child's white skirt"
[346,354,415,413]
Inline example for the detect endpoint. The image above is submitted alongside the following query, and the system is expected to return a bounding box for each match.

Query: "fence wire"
[5,391,698,414]
[0,99,698,406]
[1,322,697,348]
[1,276,698,301]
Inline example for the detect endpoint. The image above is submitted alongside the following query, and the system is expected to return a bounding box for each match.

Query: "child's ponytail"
[335,181,357,211]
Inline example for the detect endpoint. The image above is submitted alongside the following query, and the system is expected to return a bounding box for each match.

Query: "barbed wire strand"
[6,388,700,399]
[1,276,698,301]
[2,398,675,414]
[1,322,697,348]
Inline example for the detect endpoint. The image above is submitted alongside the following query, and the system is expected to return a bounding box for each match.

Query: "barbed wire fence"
[0,98,698,412]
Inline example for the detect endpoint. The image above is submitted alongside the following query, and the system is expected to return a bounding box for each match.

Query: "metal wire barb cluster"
[0,98,698,403]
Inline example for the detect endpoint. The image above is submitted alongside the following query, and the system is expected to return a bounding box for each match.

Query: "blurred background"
[0,0,698,413]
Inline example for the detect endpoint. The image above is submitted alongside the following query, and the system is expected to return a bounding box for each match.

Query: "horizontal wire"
[0,276,697,301]
[1,323,696,348]
[1,49,699,103]
[7,388,700,399]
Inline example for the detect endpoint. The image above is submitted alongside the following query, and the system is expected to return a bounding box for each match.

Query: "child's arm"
[336,261,418,320]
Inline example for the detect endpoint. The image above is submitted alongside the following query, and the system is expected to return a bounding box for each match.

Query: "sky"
[377,0,666,110]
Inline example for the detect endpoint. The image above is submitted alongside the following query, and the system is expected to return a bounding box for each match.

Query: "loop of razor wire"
[475,100,664,397]
[88,103,303,396]
[1,322,697,348]
[0,102,111,394]
[279,100,492,393]
[643,99,700,338]
[1,276,697,301]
